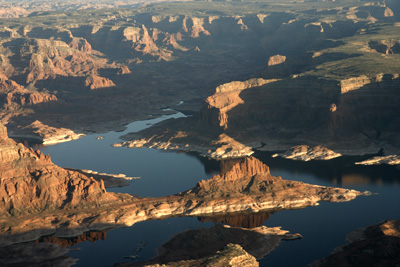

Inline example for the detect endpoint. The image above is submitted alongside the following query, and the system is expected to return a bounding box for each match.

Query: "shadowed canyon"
[0,0,400,266]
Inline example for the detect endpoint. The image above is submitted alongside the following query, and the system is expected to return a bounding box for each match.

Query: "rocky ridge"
[0,123,119,216]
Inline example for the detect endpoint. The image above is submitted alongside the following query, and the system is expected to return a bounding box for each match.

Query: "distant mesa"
[85,75,116,90]
[267,54,286,66]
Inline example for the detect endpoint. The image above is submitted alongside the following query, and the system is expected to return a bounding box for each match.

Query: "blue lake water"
[36,114,400,266]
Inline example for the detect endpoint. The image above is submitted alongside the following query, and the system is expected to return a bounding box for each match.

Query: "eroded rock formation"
[0,123,117,216]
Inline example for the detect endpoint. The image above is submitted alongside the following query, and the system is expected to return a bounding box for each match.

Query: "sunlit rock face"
[0,123,118,216]
[311,220,400,267]
[184,157,365,205]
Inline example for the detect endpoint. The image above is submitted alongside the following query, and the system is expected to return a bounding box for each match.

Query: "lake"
[35,113,400,267]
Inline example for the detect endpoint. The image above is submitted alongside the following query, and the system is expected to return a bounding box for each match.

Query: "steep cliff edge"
[0,123,118,215]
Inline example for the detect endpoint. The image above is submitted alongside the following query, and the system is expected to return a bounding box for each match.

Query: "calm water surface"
[37,114,400,266]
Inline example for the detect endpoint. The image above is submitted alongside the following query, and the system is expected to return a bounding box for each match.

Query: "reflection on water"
[35,230,108,248]
[198,212,271,228]
[0,240,76,266]
[136,223,290,266]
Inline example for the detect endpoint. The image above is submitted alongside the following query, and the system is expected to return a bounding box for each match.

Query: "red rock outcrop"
[85,75,116,90]
[191,157,273,198]
[206,78,279,129]
[69,38,92,52]
[0,123,117,215]
[0,74,57,108]
[186,157,365,205]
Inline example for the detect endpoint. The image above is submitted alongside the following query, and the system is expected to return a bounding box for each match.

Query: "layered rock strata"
[8,120,83,145]
[0,123,120,216]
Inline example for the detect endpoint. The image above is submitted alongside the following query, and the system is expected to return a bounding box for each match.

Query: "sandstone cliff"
[0,123,117,215]
[0,74,57,109]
